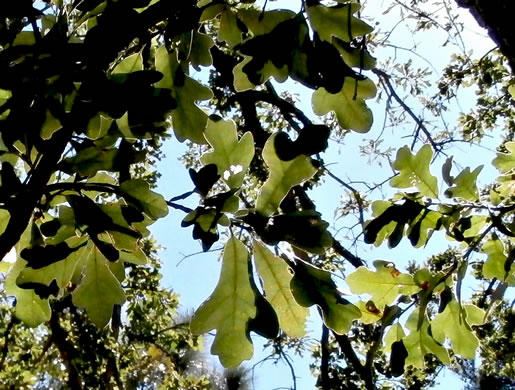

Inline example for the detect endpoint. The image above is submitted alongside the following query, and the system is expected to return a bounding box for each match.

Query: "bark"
[455,0,515,72]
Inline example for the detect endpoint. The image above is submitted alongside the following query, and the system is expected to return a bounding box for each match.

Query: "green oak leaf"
[0,209,10,235]
[199,3,225,22]
[233,55,288,92]
[5,259,51,327]
[190,31,215,67]
[237,9,296,36]
[346,261,420,309]
[355,301,383,324]
[190,237,256,367]
[307,2,373,43]
[291,260,361,334]
[72,243,126,328]
[492,141,515,174]
[312,77,377,133]
[445,165,483,201]
[406,209,442,248]
[402,309,450,368]
[431,299,485,359]
[4,225,51,327]
[41,110,62,140]
[384,323,406,353]
[256,133,317,216]
[200,118,255,189]
[113,52,143,74]
[332,38,376,70]
[218,8,242,47]
[390,145,439,198]
[17,236,88,289]
[482,234,515,285]
[120,179,169,220]
[60,146,117,177]
[155,47,212,144]
[86,114,113,140]
[253,241,308,338]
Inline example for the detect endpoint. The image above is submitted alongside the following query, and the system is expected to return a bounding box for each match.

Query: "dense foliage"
[0,0,514,389]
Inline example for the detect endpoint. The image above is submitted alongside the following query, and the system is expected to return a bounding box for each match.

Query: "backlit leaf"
[445,165,483,201]
[253,241,308,338]
[306,2,373,43]
[5,226,50,327]
[218,8,242,47]
[256,134,317,216]
[120,179,169,220]
[312,77,377,133]
[201,118,255,189]
[384,323,406,353]
[291,260,361,334]
[155,47,212,144]
[390,145,438,198]
[482,234,515,285]
[431,299,484,359]
[72,243,126,328]
[346,261,420,309]
[492,142,515,174]
[402,309,450,368]
[190,237,256,367]
[113,52,143,74]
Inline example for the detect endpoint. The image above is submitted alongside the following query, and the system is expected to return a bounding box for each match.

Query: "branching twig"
[373,69,440,152]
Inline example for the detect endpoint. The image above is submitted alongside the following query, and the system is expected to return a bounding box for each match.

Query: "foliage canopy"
[0,0,514,389]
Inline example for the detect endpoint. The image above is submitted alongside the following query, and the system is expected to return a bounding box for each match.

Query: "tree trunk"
[455,0,515,72]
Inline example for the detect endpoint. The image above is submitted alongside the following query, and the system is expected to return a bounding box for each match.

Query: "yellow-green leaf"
[482,234,515,285]
[120,179,169,220]
[492,142,515,174]
[431,299,484,359]
[402,309,450,368]
[445,165,483,201]
[253,241,308,338]
[0,209,10,235]
[256,134,317,216]
[200,118,255,189]
[218,8,242,47]
[233,55,288,92]
[390,145,439,198]
[155,47,212,144]
[237,9,296,36]
[384,323,406,353]
[291,260,361,334]
[191,237,256,367]
[346,261,420,309]
[72,243,126,328]
[306,2,373,43]
[4,225,51,327]
[312,77,377,133]
[113,52,143,74]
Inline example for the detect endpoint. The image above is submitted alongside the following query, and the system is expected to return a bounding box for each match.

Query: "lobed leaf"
[155,47,212,144]
[390,145,438,198]
[402,309,450,368]
[445,165,483,201]
[431,299,485,359]
[72,243,126,328]
[492,141,515,174]
[253,241,308,338]
[190,237,256,367]
[201,118,255,189]
[256,134,317,216]
[346,261,420,309]
[312,77,377,133]
[306,2,373,43]
[291,260,361,334]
